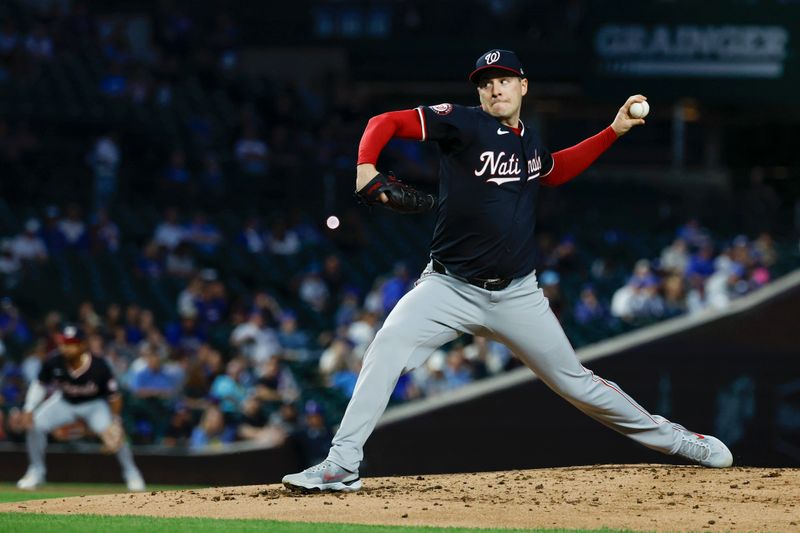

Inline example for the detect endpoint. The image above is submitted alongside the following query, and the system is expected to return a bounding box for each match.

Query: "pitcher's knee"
[544,371,598,405]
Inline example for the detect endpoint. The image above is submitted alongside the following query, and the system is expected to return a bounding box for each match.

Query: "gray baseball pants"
[327,264,685,472]
[26,393,140,479]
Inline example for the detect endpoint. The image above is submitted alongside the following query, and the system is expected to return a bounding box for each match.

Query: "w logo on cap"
[469,49,525,83]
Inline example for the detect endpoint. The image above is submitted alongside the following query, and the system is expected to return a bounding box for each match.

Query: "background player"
[16,325,145,491]
[282,49,732,492]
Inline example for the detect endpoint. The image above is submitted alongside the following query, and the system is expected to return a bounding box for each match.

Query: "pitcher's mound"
[4,465,799,532]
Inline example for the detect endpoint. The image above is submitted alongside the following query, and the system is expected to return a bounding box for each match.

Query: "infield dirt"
[2,465,798,532]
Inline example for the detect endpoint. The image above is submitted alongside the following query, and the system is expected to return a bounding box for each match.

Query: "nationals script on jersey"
[416,104,554,280]
[473,150,545,184]
[39,352,119,404]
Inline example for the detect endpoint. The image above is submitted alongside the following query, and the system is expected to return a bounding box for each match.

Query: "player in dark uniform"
[282,49,732,492]
[17,325,145,491]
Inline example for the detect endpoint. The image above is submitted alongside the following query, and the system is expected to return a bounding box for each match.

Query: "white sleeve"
[23,380,47,412]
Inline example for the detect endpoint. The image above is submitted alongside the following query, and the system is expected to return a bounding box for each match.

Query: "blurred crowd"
[1,0,241,87]
[0,200,785,460]
[531,219,781,333]
[0,0,382,216]
[0,200,524,463]
[608,220,777,322]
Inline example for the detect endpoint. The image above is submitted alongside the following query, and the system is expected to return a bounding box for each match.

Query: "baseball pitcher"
[283,49,732,492]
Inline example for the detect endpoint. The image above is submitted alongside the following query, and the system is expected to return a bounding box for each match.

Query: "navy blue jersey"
[418,103,554,279]
[39,352,119,404]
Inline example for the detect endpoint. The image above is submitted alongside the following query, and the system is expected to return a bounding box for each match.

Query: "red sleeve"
[357,109,424,165]
[540,126,618,187]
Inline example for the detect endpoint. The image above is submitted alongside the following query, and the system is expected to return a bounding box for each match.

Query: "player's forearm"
[23,381,46,412]
[540,126,618,187]
[108,393,123,416]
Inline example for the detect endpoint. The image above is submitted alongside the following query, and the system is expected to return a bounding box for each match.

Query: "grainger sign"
[594,24,790,79]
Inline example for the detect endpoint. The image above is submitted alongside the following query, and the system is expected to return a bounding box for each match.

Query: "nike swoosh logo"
[526,173,540,181]
[486,177,521,185]
[497,128,510,135]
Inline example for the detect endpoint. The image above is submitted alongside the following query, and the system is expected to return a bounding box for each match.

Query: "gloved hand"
[356,171,436,214]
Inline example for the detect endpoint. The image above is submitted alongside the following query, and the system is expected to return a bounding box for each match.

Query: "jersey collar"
[67,352,92,379]
[496,119,526,136]
[477,106,526,135]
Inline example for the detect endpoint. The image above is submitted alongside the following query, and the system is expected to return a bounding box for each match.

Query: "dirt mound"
[3,465,798,531]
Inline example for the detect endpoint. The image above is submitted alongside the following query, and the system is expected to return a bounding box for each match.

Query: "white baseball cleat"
[676,431,733,468]
[282,460,362,492]
[17,469,45,490]
[124,470,146,492]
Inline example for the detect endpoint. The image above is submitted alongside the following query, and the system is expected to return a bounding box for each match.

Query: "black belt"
[431,258,513,291]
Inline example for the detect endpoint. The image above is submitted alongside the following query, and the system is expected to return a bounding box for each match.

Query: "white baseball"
[629,100,649,119]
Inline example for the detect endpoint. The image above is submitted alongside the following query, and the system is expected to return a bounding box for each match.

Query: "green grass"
[0,483,198,504]
[0,513,637,533]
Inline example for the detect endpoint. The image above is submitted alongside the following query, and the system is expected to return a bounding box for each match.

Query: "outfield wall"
[1,270,798,485]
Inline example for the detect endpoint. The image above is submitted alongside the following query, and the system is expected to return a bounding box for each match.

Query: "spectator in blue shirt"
[381,262,411,315]
[573,285,610,325]
[390,372,421,402]
[40,208,67,255]
[209,357,248,416]
[57,203,89,251]
[627,259,659,288]
[0,364,25,406]
[99,63,127,97]
[235,216,265,254]
[129,348,181,400]
[685,242,716,279]
[330,352,360,399]
[334,289,360,328]
[189,403,236,450]
[277,311,310,351]
[164,307,207,357]
[194,271,228,327]
[0,298,33,347]
[185,211,221,256]
[443,346,473,390]
[124,304,145,345]
[128,346,181,443]
[134,242,165,279]
[677,218,710,249]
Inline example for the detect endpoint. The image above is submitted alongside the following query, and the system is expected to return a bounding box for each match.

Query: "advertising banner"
[585,4,800,104]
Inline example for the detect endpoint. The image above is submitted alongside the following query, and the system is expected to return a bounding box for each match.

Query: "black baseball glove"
[355,172,437,214]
